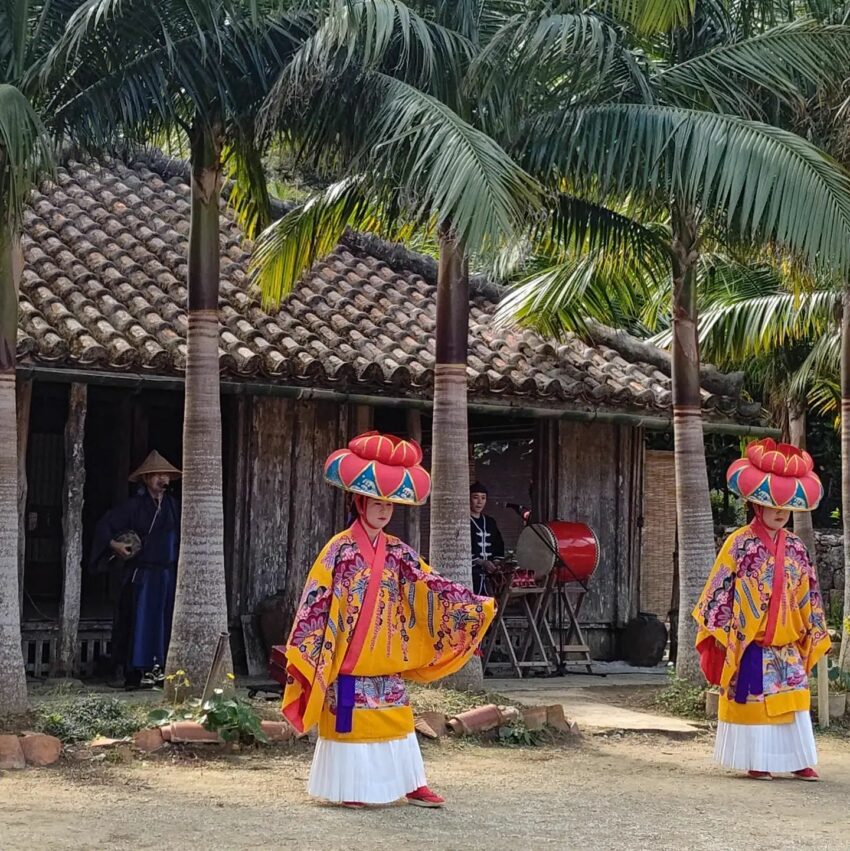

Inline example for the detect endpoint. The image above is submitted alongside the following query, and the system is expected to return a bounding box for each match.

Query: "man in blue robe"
[90,451,181,689]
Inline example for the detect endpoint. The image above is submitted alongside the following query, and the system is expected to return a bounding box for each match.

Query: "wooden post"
[817,657,830,729]
[226,396,251,620]
[56,383,87,677]
[406,408,423,552]
[16,379,32,617]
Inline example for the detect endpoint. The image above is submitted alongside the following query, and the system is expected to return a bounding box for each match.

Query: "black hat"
[470,481,488,495]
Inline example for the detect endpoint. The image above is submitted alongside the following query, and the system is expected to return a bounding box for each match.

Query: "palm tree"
[252,1,544,690]
[0,0,79,713]
[497,3,850,680]
[47,0,311,696]
[662,258,838,556]
[251,0,682,660]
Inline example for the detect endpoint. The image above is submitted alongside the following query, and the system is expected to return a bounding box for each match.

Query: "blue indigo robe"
[90,490,180,671]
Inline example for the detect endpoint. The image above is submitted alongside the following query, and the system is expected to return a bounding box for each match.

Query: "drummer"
[470,482,505,594]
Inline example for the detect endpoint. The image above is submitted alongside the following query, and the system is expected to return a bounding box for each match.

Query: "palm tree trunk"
[165,120,232,698]
[788,403,817,562]
[0,223,28,713]
[839,289,850,671]
[429,227,481,690]
[670,206,715,684]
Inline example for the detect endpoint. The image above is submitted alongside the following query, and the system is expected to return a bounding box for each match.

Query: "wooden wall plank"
[283,400,319,628]
[556,420,621,626]
[245,397,294,615]
[56,383,87,677]
[16,379,32,616]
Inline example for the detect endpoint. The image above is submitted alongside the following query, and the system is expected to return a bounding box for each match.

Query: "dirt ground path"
[3,732,850,850]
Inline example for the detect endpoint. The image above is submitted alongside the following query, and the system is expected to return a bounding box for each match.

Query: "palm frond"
[249,175,419,305]
[223,118,272,240]
[600,0,695,33]
[495,249,654,337]
[536,192,668,268]
[526,103,850,277]
[291,0,473,87]
[471,11,633,100]
[656,20,850,115]
[789,330,840,411]
[0,82,52,225]
[46,0,308,146]
[366,73,540,254]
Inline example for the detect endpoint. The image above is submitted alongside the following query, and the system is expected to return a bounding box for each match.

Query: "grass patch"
[407,682,521,717]
[35,695,148,743]
[654,674,706,720]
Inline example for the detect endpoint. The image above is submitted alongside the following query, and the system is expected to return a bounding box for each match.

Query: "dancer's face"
[760,506,791,531]
[361,497,394,531]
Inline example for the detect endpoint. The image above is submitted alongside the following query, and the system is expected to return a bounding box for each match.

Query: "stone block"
[521,705,549,732]
[20,733,62,766]
[415,711,448,738]
[0,734,26,769]
[133,728,166,753]
[546,704,579,735]
[259,721,294,742]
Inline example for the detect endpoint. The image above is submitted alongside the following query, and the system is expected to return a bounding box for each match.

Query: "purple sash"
[734,642,763,704]
[335,674,356,733]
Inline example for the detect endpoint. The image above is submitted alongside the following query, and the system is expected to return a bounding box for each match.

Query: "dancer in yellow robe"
[693,438,830,780]
[282,431,495,807]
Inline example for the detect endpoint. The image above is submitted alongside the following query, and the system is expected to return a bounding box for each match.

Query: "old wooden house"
[15,155,766,678]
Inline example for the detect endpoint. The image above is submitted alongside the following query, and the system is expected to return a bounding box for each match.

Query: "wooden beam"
[56,383,87,677]
[16,379,32,616]
[405,408,422,552]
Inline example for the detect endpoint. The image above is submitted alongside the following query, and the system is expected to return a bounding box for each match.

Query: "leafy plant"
[496,719,543,747]
[198,690,269,745]
[827,655,850,695]
[147,672,267,745]
[655,673,706,719]
[37,696,146,743]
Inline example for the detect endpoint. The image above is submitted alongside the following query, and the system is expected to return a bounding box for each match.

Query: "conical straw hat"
[129,450,182,483]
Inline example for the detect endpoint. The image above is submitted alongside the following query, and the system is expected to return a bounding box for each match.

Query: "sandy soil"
[2,732,850,851]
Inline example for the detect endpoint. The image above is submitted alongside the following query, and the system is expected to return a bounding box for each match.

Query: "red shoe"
[792,768,820,782]
[406,786,445,808]
[747,771,773,781]
[341,801,366,809]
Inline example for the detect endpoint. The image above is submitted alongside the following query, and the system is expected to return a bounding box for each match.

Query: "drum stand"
[512,513,602,678]
[481,570,555,678]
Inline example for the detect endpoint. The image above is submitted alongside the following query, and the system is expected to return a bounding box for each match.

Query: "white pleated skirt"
[307,733,428,804]
[714,711,817,772]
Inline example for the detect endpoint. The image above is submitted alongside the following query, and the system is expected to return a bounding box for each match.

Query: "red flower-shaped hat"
[324,431,431,505]
[727,438,823,512]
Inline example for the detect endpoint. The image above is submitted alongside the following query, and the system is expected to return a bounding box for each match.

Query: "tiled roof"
[17,156,756,420]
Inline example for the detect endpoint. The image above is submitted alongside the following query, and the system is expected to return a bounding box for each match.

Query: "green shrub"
[655,674,706,719]
[37,695,146,743]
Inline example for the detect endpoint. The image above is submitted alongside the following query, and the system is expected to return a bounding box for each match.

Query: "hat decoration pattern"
[727,438,823,512]
[324,431,431,506]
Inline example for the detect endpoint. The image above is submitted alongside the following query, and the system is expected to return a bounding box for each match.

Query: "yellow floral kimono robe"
[693,523,830,726]
[283,521,495,743]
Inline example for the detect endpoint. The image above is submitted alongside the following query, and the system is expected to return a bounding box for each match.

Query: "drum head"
[515,524,556,579]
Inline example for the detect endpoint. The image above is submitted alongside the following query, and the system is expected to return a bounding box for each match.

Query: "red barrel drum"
[515,521,600,583]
